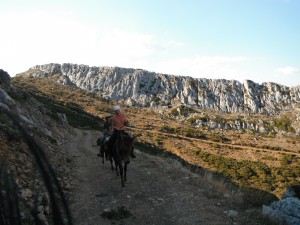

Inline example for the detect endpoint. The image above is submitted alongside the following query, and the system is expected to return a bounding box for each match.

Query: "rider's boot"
[97,145,104,157]
[130,147,136,158]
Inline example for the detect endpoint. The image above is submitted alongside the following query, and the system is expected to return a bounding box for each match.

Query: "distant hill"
[18,63,300,114]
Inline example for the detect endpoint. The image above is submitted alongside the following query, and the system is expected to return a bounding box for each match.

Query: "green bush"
[274,116,295,133]
[160,125,175,133]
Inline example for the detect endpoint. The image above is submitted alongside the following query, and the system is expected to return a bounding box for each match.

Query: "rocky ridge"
[19,63,300,114]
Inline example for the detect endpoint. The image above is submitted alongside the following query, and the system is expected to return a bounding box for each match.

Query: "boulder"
[263,185,300,225]
[0,69,11,89]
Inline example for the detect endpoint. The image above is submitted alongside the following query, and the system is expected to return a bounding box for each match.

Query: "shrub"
[241,187,278,207]
[160,125,175,133]
[274,116,295,133]
[151,95,160,103]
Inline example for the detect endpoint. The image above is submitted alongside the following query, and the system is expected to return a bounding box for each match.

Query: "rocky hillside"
[0,69,100,224]
[18,63,300,114]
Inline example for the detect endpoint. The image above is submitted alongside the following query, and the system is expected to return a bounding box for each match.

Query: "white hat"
[113,105,121,111]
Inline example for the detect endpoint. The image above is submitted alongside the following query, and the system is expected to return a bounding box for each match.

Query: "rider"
[104,115,113,132]
[97,115,113,157]
[109,105,136,158]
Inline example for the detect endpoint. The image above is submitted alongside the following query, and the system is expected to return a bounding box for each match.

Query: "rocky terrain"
[19,63,300,114]
[18,63,300,137]
[1,68,300,225]
[1,69,75,224]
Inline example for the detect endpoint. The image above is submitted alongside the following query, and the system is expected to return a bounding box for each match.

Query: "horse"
[111,132,136,187]
[100,137,115,170]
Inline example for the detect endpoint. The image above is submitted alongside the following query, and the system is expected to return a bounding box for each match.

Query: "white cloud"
[0,9,253,84]
[0,10,160,75]
[93,28,155,65]
[274,66,299,75]
[2,9,297,87]
[150,56,250,81]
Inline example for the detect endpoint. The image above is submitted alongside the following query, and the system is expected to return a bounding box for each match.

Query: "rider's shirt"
[111,113,127,131]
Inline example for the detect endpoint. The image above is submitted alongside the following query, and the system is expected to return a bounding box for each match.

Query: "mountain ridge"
[18,63,300,115]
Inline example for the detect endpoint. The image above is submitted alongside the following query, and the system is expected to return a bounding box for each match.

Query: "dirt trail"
[66,129,252,225]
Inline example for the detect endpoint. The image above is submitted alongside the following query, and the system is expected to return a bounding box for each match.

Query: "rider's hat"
[113,105,121,111]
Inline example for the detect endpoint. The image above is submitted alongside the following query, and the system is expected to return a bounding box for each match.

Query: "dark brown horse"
[111,133,136,187]
[100,137,114,170]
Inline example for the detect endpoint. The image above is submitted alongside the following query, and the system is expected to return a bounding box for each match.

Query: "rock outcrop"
[18,63,300,114]
[263,185,300,225]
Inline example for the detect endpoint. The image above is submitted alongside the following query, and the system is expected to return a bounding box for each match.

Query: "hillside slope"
[0,69,102,224]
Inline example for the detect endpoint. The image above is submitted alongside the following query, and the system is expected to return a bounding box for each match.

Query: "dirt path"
[66,129,255,225]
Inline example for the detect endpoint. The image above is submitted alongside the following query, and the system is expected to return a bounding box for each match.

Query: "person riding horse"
[98,105,136,158]
[109,105,136,158]
[97,115,113,158]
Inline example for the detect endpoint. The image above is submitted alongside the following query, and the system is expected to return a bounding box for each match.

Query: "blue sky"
[1,0,300,87]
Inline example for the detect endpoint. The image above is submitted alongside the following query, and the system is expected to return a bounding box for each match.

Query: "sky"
[1,0,300,87]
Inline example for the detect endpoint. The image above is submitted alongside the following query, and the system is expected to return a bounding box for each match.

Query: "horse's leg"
[119,161,125,187]
[115,160,119,176]
[124,162,128,182]
[100,145,104,164]
[104,145,113,170]
[110,156,114,170]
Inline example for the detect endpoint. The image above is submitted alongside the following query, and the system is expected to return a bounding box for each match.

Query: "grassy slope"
[12,76,300,199]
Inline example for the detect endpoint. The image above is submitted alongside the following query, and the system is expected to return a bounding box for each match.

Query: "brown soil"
[66,129,270,225]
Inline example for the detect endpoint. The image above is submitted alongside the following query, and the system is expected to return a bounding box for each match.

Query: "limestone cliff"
[18,63,300,114]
